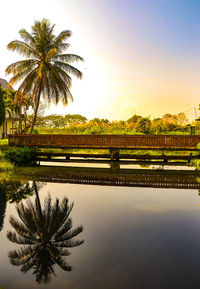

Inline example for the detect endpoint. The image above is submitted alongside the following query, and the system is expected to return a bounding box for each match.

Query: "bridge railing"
[8,134,200,149]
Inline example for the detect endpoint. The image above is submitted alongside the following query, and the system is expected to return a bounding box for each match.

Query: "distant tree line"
[33,112,189,135]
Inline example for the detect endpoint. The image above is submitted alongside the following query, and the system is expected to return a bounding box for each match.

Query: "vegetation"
[0,139,8,146]
[0,84,34,134]
[6,18,83,133]
[0,150,14,172]
[32,112,191,135]
[0,86,6,126]
[7,181,84,283]
[4,147,37,166]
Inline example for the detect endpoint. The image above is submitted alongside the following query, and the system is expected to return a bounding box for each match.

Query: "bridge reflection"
[13,166,200,190]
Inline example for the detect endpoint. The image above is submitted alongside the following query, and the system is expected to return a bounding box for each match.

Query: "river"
[0,165,200,289]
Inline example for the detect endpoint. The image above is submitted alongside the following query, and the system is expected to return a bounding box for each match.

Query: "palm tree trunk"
[30,83,42,134]
[30,97,40,134]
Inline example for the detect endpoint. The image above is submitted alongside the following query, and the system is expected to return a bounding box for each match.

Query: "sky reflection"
[0,182,200,288]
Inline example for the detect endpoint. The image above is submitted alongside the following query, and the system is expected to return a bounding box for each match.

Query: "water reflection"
[6,182,35,203]
[7,181,84,284]
[0,181,36,233]
[0,184,7,231]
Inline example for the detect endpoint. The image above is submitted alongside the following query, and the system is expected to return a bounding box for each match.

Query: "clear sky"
[1,0,200,121]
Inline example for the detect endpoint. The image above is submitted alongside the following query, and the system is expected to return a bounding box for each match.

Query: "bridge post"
[109,148,120,161]
[110,161,120,170]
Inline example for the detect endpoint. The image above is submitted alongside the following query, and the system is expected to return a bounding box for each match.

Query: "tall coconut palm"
[6,19,83,133]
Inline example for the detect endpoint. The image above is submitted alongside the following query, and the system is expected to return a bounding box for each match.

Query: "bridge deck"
[8,134,200,149]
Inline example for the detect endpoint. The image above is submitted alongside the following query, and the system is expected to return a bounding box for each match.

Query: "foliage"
[6,18,83,133]
[135,117,151,134]
[0,86,6,126]
[0,150,14,172]
[33,112,190,135]
[64,114,87,125]
[7,182,84,284]
[4,147,37,166]
[6,182,35,203]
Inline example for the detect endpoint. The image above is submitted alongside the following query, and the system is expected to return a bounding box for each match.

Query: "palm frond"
[19,29,36,47]
[9,215,37,241]
[47,64,73,104]
[6,59,37,74]
[7,40,39,58]
[54,239,84,248]
[7,231,36,244]
[9,246,36,266]
[53,54,84,63]
[55,226,83,243]
[8,65,37,86]
[54,30,71,48]
[53,61,83,79]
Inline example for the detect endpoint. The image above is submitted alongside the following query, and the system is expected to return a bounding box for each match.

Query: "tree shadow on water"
[7,181,84,284]
[0,185,6,232]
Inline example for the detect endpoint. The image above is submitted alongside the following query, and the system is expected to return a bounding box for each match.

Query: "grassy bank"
[0,139,8,146]
[0,149,14,183]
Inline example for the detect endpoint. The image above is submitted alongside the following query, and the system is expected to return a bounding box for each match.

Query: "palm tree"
[6,19,83,133]
[7,182,84,284]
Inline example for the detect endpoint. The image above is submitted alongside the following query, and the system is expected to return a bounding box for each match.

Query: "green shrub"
[0,150,14,172]
[32,128,39,134]
[4,147,37,166]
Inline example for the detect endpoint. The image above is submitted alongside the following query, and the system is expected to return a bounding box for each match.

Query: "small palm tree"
[7,182,84,283]
[6,19,83,133]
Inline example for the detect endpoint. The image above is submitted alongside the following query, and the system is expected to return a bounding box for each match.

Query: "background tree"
[64,114,87,125]
[135,117,151,134]
[177,113,188,125]
[6,19,83,133]
[127,114,142,127]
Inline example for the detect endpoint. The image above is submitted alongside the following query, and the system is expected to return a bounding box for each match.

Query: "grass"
[0,139,8,146]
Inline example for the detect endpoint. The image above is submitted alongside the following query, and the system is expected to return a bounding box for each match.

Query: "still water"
[1,176,200,289]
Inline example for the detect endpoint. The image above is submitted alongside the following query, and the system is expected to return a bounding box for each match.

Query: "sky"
[0,0,200,121]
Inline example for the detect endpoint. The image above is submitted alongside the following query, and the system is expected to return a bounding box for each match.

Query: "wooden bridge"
[8,134,200,164]
[8,134,200,149]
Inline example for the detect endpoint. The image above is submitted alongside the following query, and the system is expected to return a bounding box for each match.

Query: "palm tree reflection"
[0,185,6,232]
[7,181,84,284]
